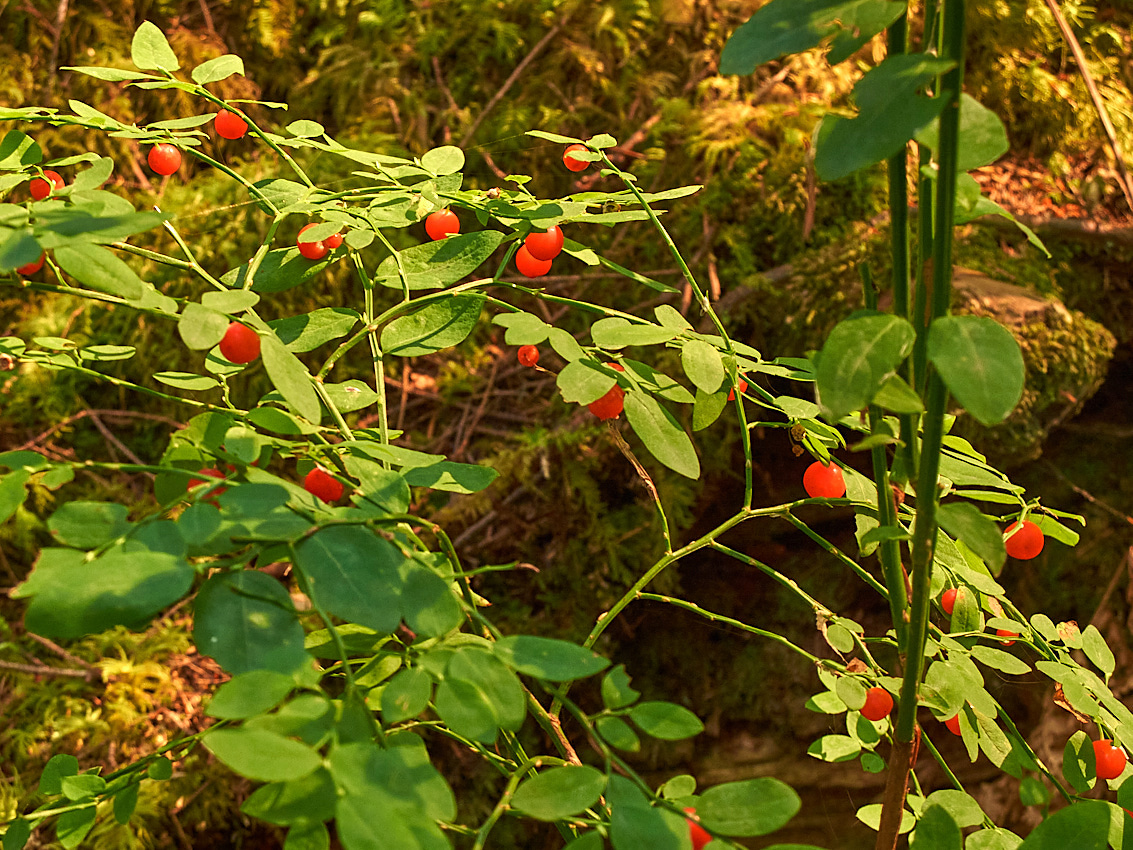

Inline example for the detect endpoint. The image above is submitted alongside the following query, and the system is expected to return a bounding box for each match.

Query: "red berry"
[945,714,962,736]
[727,376,748,401]
[15,253,45,276]
[187,468,227,505]
[29,170,63,200]
[563,143,589,172]
[996,628,1019,647]
[684,808,711,850]
[525,226,564,261]
[588,364,625,421]
[942,588,959,616]
[517,345,540,367]
[324,231,344,249]
[860,686,894,722]
[218,322,261,364]
[515,245,552,278]
[297,223,329,260]
[214,109,249,140]
[304,466,344,503]
[803,461,845,499]
[148,143,181,176]
[1004,520,1044,560]
[425,209,460,241]
[1094,739,1127,781]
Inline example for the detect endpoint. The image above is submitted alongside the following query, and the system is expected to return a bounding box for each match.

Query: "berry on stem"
[803,461,845,499]
[148,143,181,175]
[1094,739,1127,781]
[297,223,329,260]
[588,364,625,421]
[945,714,962,736]
[563,143,589,172]
[214,109,249,140]
[525,226,564,261]
[425,209,460,241]
[1004,519,1044,560]
[727,376,748,401]
[324,231,344,249]
[517,345,540,367]
[515,245,552,278]
[29,170,64,200]
[861,687,894,722]
[683,808,711,850]
[187,468,227,506]
[15,253,45,276]
[304,466,344,503]
[996,628,1019,647]
[218,322,261,364]
[942,588,960,616]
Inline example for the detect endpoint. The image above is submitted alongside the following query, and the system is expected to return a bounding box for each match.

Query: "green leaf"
[178,303,230,350]
[381,668,432,723]
[494,635,610,681]
[401,564,463,638]
[46,500,130,548]
[971,646,1031,676]
[323,380,378,414]
[967,828,1023,850]
[60,773,105,801]
[692,387,729,431]
[39,754,80,794]
[191,55,245,84]
[623,391,700,479]
[2,820,30,850]
[241,768,337,825]
[329,739,455,822]
[381,295,481,357]
[224,247,338,293]
[204,728,322,782]
[628,701,704,740]
[421,146,464,175]
[434,647,526,742]
[915,94,1009,171]
[936,502,1007,574]
[596,716,641,751]
[1063,730,1095,794]
[807,734,861,762]
[261,334,322,423]
[557,359,620,405]
[815,55,955,181]
[147,758,173,780]
[207,670,295,719]
[607,774,686,850]
[927,316,1025,426]
[590,316,679,349]
[269,308,359,352]
[295,526,405,635]
[373,231,503,290]
[492,310,551,345]
[131,21,180,72]
[402,460,498,494]
[53,243,145,300]
[64,66,154,82]
[1016,800,1110,850]
[815,312,916,419]
[699,777,801,836]
[909,804,962,850]
[835,676,866,710]
[193,571,309,675]
[284,822,329,850]
[112,783,139,824]
[201,289,259,314]
[511,766,607,821]
[856,803,914,833]
[872,374,924,413]
[826,0,907,64]
[681,339,725,393]
[56,806,96,849]
[16,546,192,639]
[923,790,985,829]
[601,664,640,709]
[1082,625,1116,678]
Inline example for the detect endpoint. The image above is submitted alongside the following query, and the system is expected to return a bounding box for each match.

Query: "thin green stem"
[779,511,890,598]
[353,252,391,447]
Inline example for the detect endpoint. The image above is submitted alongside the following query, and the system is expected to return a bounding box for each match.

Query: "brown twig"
[453,353,501,459]
[1044,0,1133,214]
[17,408,182,452]
[0,658,99,681]
[27,633,95,669]
[1042,460,1133,526]
[88,411,146,466]
[459,15,570,148]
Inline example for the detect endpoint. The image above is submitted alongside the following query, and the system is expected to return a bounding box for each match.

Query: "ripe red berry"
[942,588,960,616]
[304,466,344,503]
[727,376,748,401]
[148,143,181,176]
[297,223,329,260]
[187,468,227,505]
[218,322,261,364]
[324,231,344,249]
[1004,519,1044,560]
[861,686,894,722]
[683,808,711,850]
[563,143,590,172]
[517,345,540,367]
[29,170,64,200]
[15,253,45,276]
[425,209,460,241]
[588,364,625,421]
[996,628,1019,647]
[214,109,249,140]
[525,226,564,262]
[1094,739,1127,781]
[515,245,552,278]
[945,714,962,736]
[803,461,845,499]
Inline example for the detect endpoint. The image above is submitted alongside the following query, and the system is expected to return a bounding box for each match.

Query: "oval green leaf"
[623,391,700,479]
[927,315,1024,426]
[511,766,607,821]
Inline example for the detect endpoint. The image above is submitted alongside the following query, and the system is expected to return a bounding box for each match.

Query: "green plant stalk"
[353,252,391,447]
[877,2,966,847]
[239,217,284,292]
[779,512,890,597]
